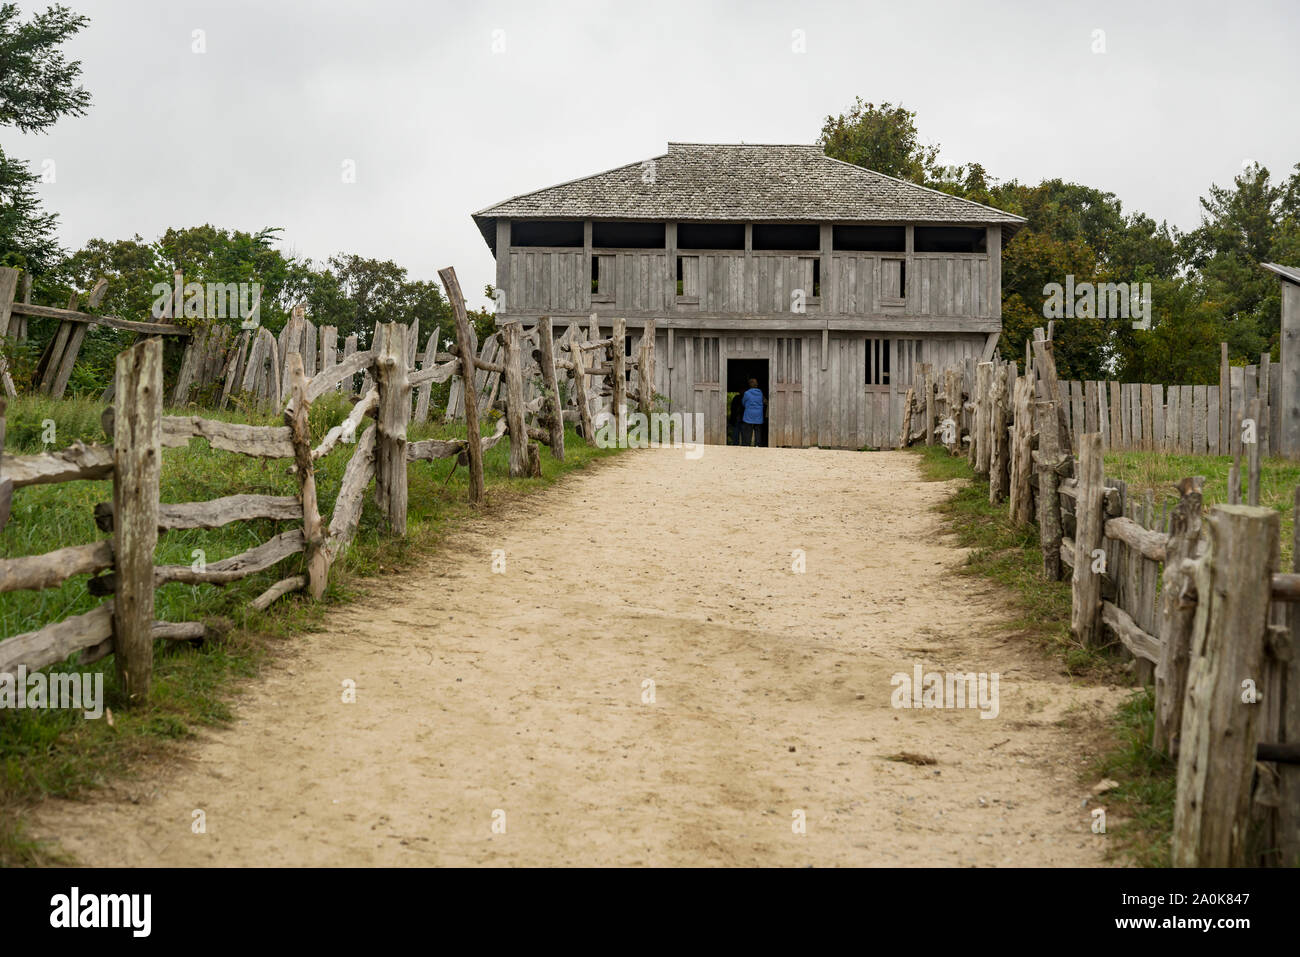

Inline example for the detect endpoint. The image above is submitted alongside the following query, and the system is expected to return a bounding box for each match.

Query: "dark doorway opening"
[726,358,770,447]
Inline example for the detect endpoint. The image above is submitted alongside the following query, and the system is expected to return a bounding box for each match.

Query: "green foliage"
[819,96,1293,384]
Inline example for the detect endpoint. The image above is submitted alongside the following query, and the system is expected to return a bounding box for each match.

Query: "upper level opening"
[832,225,905,252]
[592,221,666,249]
[751,223,819,251]
[914,226,986,254]
[677,222,745,250]
[511,220,583,247]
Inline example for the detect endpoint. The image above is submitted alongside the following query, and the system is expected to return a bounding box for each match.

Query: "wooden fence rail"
[906,328,1299,867]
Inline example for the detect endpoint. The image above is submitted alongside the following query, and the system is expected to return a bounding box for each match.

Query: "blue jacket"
[741,388,764,424]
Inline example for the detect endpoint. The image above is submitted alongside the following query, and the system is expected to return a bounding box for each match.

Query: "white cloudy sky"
[8,0,1299,309]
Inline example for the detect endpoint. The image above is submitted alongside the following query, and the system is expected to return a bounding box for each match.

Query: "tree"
[818,99,942,184]
[0,3,91,271]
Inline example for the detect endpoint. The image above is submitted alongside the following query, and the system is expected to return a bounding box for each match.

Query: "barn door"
[772,337,804,447]
[688,335,723,444]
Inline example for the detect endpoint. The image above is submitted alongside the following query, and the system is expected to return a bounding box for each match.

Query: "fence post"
[1035,398,1065,581]
[536,316,565,461]
[502,320,529,478]
[989,362,1010,504]
[569,330,594,444]
[973,361,992,474]
[611,317,627,441]
[284,353,329,598]
[1172,504,1278,867]
[112,337,163,704]
[923,366,936,445]
[1009,374,1035,525]
[637,319,656,420]
[372,322,410,535]
[1281,488,1300,865]
[1071,433,1105,646]
[438,267,485,505]
[1153,476,1205,752]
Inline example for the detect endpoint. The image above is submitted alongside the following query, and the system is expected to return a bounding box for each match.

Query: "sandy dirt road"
[36,446,1124,866]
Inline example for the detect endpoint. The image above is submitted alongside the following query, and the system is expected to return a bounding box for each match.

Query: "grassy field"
[0,393,621,865]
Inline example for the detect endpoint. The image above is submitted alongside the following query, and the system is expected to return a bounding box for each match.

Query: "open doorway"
[726,358,770,446]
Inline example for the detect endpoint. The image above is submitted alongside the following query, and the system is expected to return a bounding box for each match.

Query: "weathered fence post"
[284,353,329,598]
[112,337,163,704]
[1071,433,1105,647]
[372,322,410,535]
[413,324,438,425]
[611,317,627,441]
[502,320,529,478]
[1035,398,1065,581]
[1153,476,1205,752]
[988,362,1010,504]
[637,319,656,419]
[1172,504,1278,867]
[1281,489,1300,865]
[973,361,993,474]
[536,316,565,461]
[923,366,936,446]
[569,329,594,444]
[1009,374,1036,525]
[439,267,485,505]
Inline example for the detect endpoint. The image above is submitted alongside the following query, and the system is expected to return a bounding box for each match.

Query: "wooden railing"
[903,329,1300,868]
[0,267,655,704]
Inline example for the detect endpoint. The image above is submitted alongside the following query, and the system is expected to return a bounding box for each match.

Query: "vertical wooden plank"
[438,267,484,504]
[1206,386,1219,457]
[372,323,410,534]
[1071,433,1105,647]
[1097,379,1109,450]
[1230,366,1245,457]
[1193,385,1207,456]
[1153,384,1165,450]
[113,338,163,704]
[1220,341,1231,451]
[1108,381,1122,447]
[1140,383,1153,451]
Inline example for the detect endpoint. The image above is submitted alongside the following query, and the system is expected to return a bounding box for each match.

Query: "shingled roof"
[472,142,1026,251]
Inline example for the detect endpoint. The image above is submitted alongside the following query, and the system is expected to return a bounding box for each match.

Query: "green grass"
[1103,450,1300,564]
[0,393,622,865]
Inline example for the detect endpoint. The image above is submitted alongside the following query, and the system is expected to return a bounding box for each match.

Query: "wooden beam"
[9,301,192,336]
[439,266,485,505]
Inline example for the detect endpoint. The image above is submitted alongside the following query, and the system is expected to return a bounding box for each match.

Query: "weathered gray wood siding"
[648,330,986,449]
[503,236,996,321]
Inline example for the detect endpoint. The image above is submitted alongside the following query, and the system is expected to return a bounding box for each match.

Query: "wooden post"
[372,323,410,535]
[537,316,565,461]
[413,324,438,424]
[1031,338,1073,458]
[988,362,1010,504]
[899,387,915,448]
[636,319,656,419]
[923,365,936,446]
[1071,433,1105,646]
[502,321,529,478]
[1153,477,1205,752]
[973,361,993,475]
[611,317,627,441]
[1280,488,1300,865]
[1247,398,1262,506]
[1009,374,1036,525]
[112,338,163,704]
[569,329,594,444]
[1173,505,1278,867]
[0,267,18,397]
[438,267,485,505]
[284,353,329,598]
[1035,398,1064,581]
[0,397,10,529]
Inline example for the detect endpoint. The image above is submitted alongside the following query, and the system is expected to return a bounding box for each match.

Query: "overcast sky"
[9,0,1299,309]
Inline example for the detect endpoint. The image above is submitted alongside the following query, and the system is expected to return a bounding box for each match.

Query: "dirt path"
[36,447,1124,866]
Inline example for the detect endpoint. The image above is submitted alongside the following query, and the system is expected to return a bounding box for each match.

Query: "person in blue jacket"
[739,378,765,447]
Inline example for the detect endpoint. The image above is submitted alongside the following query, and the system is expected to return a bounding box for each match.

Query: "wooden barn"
[472,143,1026,447]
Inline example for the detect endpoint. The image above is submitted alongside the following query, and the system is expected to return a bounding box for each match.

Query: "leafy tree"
[0,3,91,272]
[818,99,942,184]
